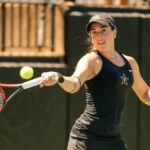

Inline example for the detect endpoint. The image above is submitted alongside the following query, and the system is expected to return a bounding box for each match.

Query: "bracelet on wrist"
[57,73,64,83]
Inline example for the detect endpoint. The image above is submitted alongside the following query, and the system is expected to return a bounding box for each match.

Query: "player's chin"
[96,46,104,52]
[96,49,103,53]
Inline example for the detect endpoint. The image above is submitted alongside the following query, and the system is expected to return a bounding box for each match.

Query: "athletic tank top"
[71,50,134,139]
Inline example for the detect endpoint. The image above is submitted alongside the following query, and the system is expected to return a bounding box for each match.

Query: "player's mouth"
[98,41,105,45]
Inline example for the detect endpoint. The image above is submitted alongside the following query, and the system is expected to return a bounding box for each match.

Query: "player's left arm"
[126,55,150,106]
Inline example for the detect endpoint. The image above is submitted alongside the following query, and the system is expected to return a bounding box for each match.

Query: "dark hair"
[86,36,94,52]
[110,24,116,30]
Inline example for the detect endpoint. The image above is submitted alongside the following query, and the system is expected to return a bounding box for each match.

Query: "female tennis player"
[40,13,150,150]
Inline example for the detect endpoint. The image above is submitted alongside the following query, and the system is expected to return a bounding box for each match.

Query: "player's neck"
[100,49,117,59]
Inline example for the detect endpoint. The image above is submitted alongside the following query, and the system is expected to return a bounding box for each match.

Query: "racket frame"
[0,77,42,111]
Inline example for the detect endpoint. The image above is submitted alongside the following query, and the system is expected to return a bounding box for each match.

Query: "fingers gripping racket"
[0,77,42,112]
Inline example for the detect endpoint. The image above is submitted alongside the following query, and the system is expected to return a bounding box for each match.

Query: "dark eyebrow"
[90,26,107,31]
[101,26,108,29]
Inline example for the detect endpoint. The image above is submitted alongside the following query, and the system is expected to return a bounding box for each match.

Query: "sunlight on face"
[89,23,116,52]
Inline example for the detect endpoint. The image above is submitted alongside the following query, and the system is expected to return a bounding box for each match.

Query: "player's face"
[89,23,116,52]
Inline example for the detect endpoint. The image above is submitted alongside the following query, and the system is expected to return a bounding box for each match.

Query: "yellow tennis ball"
[20,66,34,80]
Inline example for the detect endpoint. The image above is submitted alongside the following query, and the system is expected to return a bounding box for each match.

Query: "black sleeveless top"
[71,50,134,140]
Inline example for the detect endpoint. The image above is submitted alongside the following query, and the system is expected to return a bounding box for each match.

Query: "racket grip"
[22,77,42,89]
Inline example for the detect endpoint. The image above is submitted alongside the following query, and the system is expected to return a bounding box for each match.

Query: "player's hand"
[40,72,59,88]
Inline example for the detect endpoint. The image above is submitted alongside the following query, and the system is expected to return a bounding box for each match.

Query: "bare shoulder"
[77,51,102,67]
[75,51,102,77]
[122,54,139,69]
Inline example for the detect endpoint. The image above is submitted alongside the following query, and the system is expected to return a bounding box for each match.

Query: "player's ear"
[113,28,117,39]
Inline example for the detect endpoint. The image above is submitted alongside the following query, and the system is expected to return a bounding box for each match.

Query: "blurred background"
[0,0,150,150]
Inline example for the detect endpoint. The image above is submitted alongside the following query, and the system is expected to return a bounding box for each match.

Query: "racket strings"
[5,87,23,104]
[0,87,23,111]
[0,93,4,107]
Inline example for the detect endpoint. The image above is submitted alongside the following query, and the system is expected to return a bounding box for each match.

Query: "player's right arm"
[40,52,102,93]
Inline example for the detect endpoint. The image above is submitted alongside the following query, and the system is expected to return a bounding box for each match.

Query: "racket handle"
[22,77,42,89]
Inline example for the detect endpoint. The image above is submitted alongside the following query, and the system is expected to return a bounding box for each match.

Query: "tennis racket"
[0,77,42,112]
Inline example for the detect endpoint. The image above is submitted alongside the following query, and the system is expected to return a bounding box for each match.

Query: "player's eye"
[101,28,107,33]
[90,30,97,35]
